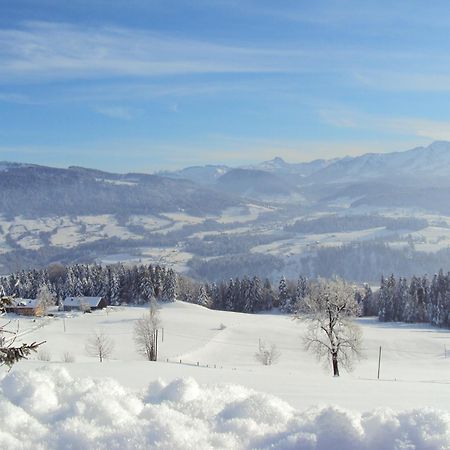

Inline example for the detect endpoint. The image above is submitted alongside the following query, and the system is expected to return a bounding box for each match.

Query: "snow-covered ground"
[1,302,449,448]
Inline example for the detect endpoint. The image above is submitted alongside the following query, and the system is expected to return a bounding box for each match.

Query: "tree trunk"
[332,352,339,377]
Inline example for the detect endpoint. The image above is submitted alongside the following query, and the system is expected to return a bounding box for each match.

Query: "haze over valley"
[3,141,450,283]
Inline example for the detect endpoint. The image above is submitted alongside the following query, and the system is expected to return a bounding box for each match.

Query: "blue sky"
[2,0,450,171]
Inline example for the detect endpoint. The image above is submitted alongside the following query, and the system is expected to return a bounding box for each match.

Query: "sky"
[2,0,450,172]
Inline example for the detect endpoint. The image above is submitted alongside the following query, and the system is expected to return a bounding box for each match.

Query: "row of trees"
[2,262,450,330]
[0,263,177,304]
[178,275,310,313]
[373,270,450,327]
[1,263,301,313]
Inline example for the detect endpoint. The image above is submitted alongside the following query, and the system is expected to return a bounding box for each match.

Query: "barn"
[5,298,43,316]
[63,296,107,312]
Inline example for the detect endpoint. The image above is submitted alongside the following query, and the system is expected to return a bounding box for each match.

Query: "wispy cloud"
[0,20,433,85]
[0,92,34,104]
[94,105,139,120]
[0,21,302,83]
[319,106,450,141]
[354,70,450,92]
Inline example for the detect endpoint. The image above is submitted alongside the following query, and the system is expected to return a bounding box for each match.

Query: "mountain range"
[2,140,450,216]
[163,141,450,186]
[2,140,450,277]
[156,140,450,202]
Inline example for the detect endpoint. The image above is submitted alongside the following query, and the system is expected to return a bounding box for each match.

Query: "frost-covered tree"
[296,278,362,377]
[278,276,290,311]
[197,285,211,308]
[224,279,235,311]
[294,275,308,311]
[36,284,55,315]
[162,269,177,302]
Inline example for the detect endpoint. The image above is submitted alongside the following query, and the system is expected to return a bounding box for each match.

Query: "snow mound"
[0,367,448,450]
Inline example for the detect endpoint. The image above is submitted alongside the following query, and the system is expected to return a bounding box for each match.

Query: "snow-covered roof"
[9,298,38,309]
[63,296,103,307]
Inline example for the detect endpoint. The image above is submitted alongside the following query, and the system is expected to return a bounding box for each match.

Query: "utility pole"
[377,346,382,380]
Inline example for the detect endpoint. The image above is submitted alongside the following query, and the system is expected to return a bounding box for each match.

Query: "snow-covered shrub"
[255,341,281,365]
[62,352,75,363]
[37,349,51,362]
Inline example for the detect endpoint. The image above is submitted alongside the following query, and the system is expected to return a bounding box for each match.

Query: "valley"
[3,141,450,282]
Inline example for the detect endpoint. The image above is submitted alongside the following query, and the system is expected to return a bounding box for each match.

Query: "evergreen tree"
[197,284,211,307]
[278,276,290,312]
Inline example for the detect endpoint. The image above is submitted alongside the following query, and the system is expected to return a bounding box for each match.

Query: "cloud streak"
[0,21,303,83]
[0,20,436,85]
[94,105,139,120]
[319,107,450,141]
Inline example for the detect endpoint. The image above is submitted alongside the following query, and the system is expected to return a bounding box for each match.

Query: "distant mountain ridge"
[0,164,240,218]
[158,164,230,185]
[215,168,301,199]
[309,141,450,183]
[3,140,450,211]
[160,141,450,186]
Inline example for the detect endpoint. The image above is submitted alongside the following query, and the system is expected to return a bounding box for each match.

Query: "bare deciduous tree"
[85,331,114,362]
[134,299,160,361]
[255,340,281,365]
[295,278,362,377]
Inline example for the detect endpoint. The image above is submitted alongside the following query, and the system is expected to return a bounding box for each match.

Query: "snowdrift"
[0,367,448,450]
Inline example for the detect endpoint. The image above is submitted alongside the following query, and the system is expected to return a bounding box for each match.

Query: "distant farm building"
[5,298,43,316]
[63,296,107,312]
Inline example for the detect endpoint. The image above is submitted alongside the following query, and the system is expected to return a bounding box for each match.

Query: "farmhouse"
[63,296,107,312]
[5,298,43,316]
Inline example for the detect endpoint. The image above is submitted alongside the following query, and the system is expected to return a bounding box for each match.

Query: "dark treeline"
[2,262,450,329]
[0,263,177,304]
[297,242,450,283]
[366,269,450,328]
[188,253,284,282]
[285,215,428,234]
[0,262,305,314]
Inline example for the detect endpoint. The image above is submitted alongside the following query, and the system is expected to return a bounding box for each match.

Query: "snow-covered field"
[2,302,449,449]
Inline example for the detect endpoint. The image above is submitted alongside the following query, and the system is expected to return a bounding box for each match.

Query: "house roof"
[9,298,39,309]
[63,296,103,307]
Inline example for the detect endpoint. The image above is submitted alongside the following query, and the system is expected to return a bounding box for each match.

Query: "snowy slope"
[6,301,450,412]
[0,366,448,450]
[1,302,449,449]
